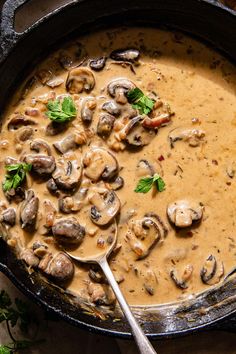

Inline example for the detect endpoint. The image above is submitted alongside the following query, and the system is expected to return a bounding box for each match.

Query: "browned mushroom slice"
[46,77,64,88]
[45,121,69,136]
[87,282,115,305]
[143,269,158,295]
[108,176,124,191]
[167,200,203,228]
[125,215,167,259]
[119,116,156,147]
[170,265,193,289]
[83,147,118,182]
[39,252,74,283]
[15,127,34,142]
[38,200,56,235]
[66,67,95,94]
[200,255,224,285]
[46,178,59,196]
[30,139,51,155]
[4,186,25,203]
[89,57,107,71]
[0,208,16,226]
[8,115,37,131]
[136,159,155,177]
[90,190,120,226]
[20,248,40,267]
[81,97,96,124]
[168,127,205,148]
[32,241,48,258]
[36,69,52,84]
[110,48,140,63]
[52,218,85,245]
[102,101,121,116]
[53,159,82,191]
[20,190,39,230]
[59,186,88,214]
[107,78,135,104]
[24,154,56,176]
[53,132,87,154]
[97,114,115,137]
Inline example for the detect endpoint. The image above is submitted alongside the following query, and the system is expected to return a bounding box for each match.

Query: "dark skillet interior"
[0,0,236,339]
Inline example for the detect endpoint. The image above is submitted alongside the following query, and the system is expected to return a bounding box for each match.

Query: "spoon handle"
[98,257,157,354]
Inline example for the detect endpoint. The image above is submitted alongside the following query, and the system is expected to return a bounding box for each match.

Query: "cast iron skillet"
[0,0,236,339]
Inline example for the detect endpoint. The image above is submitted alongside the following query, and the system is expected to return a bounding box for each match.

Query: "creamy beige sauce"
[1,28,236,307]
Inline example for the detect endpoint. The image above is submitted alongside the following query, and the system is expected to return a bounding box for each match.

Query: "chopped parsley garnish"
[134,173,165,193]
[3,163,32,192]
[46,96,77,123]
[127,87,155,115]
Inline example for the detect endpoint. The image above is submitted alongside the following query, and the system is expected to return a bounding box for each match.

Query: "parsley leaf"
[3,163,32,192]
[134,173,165,193]
[127,87,155,115]
[0,345,11,354]
[46,96,77,123]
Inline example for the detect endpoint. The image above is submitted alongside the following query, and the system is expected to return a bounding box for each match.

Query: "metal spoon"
[65,223,157,354]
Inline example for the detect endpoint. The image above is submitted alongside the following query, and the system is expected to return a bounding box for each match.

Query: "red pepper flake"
[186,231,193,237]
[158,155,165,162]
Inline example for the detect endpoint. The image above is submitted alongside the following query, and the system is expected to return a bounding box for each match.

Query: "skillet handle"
[0,0,31,40]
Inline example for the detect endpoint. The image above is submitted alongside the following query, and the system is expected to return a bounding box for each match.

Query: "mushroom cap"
[66,67,95,94]
[53,159,82,191]
[167,199,203,228]
[52,218,85,245]
[110,48,140,63]
[90,189,120,226]
[123,116,156,147]
[24,154,56,176]
[83,147,118,182]
[107,78,135,98]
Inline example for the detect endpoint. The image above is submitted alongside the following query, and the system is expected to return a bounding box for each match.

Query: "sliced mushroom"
[142,113,172,129]
[46,178,59,196]
[32,241,48,258]
[170,265,193,289]
[20,190,39,230]
[119,116,156,147]
[97,114,115,137]
[125,214,167,259]
[20,249,39,267]
[39,252,74,283]
[108,176,124,191]
[87,282,115,305]
[66,67,95,94]
[0,208,16,226]
[4,186,25,203]
[110,48,140,63]
[45,121,69,136]
[80,97,96,124]
[38,200,56,235]
[30,139,51,155]
[36,69,52,84]
[200,255,224,285]
[59,187,88,214]
[107,78,135,104]
[143,269,158,295]
[168,127,205,148]
[24,154,56,176]
[8,115,37,131]
[83,147,118,182]
[52,218,85,245]
[53,132,87,154]
[53,159,82,191]
[89,57,107,71]
[226,161,235,178]
[136,159,155,177]
[167,200,203,228]
[102,101,121,116]
[90,190,120,226]
[46,77,64,88]
[15,127,34,142]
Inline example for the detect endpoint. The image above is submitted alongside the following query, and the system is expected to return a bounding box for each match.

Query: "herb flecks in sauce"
[135,173,165,193]
[127,87,155,115]
[3,163,32,192]
[46,96,77,123]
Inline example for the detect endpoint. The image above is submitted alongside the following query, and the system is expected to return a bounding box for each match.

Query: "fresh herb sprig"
[134,173,165,193]
[127,87,155,115]
[3,163,32,192]
[0,290,40,353]
[46,96,77,123]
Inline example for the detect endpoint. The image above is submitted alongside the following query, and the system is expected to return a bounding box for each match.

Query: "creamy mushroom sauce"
[1,28,236,307]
